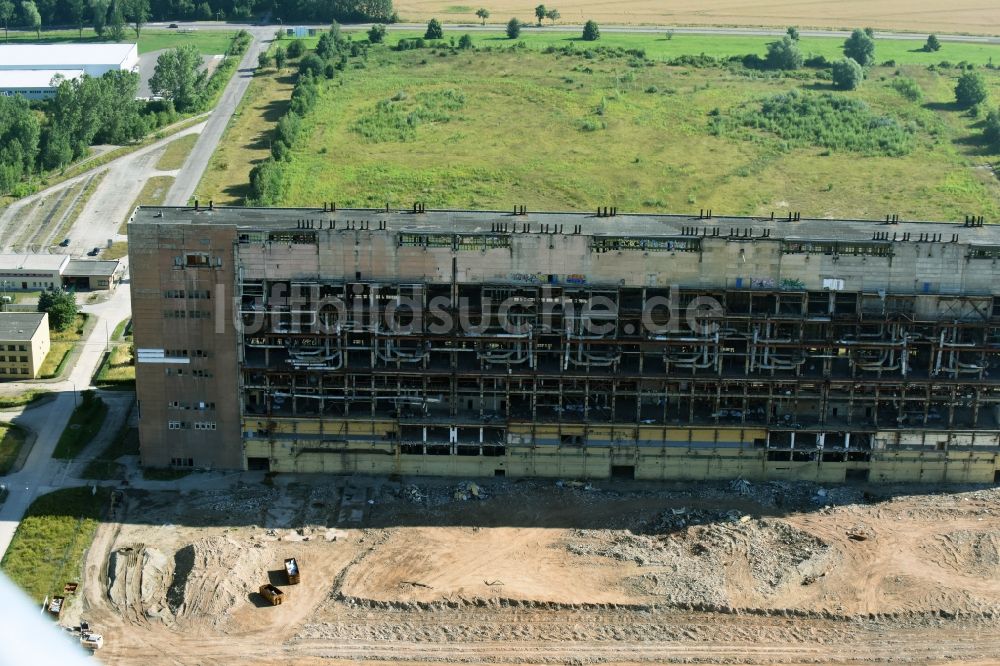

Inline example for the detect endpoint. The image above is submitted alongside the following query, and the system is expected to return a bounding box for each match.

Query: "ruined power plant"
[128,205,1000,483]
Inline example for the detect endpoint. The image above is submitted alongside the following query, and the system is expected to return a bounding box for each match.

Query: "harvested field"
[396,0,1000,35]
[70,477,1000,664]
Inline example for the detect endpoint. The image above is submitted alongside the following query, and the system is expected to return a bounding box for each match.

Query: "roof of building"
[130,206,1000,245]
[0,254,69,273]
[64,259,121,278]
[0,43,136,68]
[0,312,47,341]
[0,69,84,89]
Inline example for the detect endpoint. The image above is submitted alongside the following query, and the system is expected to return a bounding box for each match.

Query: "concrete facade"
[0,312,49,379]
[128,205,1000,482]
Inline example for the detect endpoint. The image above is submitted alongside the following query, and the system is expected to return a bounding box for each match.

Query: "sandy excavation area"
[65,476,1000,664]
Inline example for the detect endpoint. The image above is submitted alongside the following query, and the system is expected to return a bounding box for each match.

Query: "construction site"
[65,474,1000,664]
[128,206,1000,483]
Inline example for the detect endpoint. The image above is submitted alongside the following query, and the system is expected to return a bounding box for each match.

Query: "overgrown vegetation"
[201,32,1000,220]
[718,90,913,157]
[0,486,110,603]
[155,133,198,170]
[52,390,107,459]
[352,88,466,142]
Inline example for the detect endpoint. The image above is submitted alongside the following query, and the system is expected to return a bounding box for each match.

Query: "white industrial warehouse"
[0,43,138,98]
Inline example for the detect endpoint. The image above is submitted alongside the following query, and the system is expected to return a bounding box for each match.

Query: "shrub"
[891,76,923,102]
[257,51,271,69]
[286,39,305,58]
[831,57,864,90]
[804,54,830,68]
[506,17,521,39]
[425,18,443,40]
[924,34,941,52]
[786,26,799,41]
[723,90,912,157]
[458,33,473,49]
[955,71,988,108]
[368,24,386,43]
[843,28,875,67]
[248,158,284,204]
[765,35,802,70]
[984,108,1000,147]
[582,20,600,41]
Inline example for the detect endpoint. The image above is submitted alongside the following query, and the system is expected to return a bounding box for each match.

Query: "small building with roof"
[0,312,49,379]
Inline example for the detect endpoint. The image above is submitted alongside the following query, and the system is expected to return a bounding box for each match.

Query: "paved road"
[165,26,273,206]
[0,275,134,556]
[145,20,1000,44]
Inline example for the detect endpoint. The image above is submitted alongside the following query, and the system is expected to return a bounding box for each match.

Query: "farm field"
[196,39,1000,221]
[397,0,1000,35]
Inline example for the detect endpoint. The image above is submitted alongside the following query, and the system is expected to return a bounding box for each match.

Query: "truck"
[80,632,104,651]
[284,557,300,585]
[259,583,284,606]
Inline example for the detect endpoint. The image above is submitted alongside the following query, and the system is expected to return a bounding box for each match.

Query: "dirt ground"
[61,476,1000,664]
[395,0,1000,35]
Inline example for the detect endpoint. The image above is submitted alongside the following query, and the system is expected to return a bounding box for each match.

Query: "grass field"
[0,28,235,54]
[363,29,1000,67]
[156,134,199,170]
[52,392,107,459]
[0,487,110,603]
[0,390,49,409]
[395,0,1000,35]
[37,313,87,380]
[197,42,1000,221]
[0,422,27,475]
[120,175,175,233]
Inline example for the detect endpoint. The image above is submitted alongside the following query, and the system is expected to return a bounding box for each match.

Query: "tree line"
[0,0,392,30]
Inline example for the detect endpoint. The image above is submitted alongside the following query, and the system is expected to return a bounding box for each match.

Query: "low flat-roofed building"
[0,69,84,99]
[0,254,69,291]
[0,312,49,379]
[0,43,138,76]
[63,259,123,291]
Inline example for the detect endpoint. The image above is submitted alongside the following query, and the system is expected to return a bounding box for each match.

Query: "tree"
[274,45,287,69]
[505,17,521,39]
[924,34,941,52]
[20,0,40,38]
[38,289,78,332]
[786,26,799,41]
[765,35,802,70]
[955,71,988,108]
[534,4,545,25]
[124,0,147,38]
[63,0,83,35]
[458,33,472,49]
[298,53,323,76]
[107,0,125,40]
[843,28,875,67]
[475,7,488,25]
[581,19,599,41]
[367,23,385,43]
[0,95,40,194]
[286,38,304,57]
[90,0,108,36]
[545,8,559,23]
[0,1,14,41]
[149,45,206,112]
[257,51,271,69]
[984,108,1000,147]
[424,17,442,40]
[831,57,864,90]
